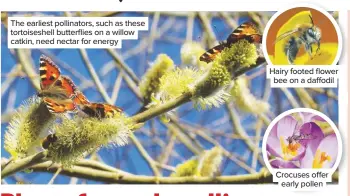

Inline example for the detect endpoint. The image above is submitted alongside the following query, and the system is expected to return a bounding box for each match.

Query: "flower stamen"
[280,137,301,160]
[312,150,331,168]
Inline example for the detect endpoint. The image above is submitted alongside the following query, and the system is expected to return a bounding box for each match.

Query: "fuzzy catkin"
[170,147,223,177]
[47,114,133,167]
[231,76,270,114]
[180,41,209,70]
[5,96,55,158]
[218,39,259,73]
[139,54,174,107]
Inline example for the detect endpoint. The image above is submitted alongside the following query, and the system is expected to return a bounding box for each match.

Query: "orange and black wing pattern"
[226,22,262,45]
[81,103,123,118]
[43,97,77,114]
[73,91,90,105]
[199,22,262,63]
[39,55,61,90]
[56,76,78,99]
[199,44,226,63]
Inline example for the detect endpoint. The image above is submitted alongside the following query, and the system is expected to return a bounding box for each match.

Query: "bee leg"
[304,43,316,60]
[286,49,295,65]
[305,43,313,57]
[316,41,321,53]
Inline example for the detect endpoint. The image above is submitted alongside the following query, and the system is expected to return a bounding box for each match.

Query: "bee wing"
[285,37,301,65]
[274,29,299,44]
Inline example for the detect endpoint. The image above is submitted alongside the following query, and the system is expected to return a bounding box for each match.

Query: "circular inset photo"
[263,5,342,65]
[262,108,342,170]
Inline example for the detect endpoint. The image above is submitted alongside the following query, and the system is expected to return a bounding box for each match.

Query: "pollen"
[280,137,301,161]
[312,150,331,168]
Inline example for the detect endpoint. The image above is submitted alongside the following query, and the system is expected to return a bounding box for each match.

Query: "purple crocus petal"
[299,122,324,153]
[311,115,326,122]
[267,150,271,159]
[300,112,326,123]
[270,124,278,138]
[270,159,299,169]
[277,115,298,140]
[317,134,338,168]
[267,136,283,158]
[300,145,314,168]
[300,112,315,123]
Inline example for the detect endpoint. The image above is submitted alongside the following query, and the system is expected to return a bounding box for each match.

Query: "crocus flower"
[267,116,306,163]
[270,158,299,169]
[299,112,326,124]
[300,134,338,168]
[298,122,325,153]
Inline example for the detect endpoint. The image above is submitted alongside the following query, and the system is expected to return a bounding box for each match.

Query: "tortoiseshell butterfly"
[38,55,89,113]
[80,103,123,118]
[199,22,263,63]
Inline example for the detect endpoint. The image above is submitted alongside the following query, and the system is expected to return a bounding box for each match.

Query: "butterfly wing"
[199,44,226,63]
[39,55,61,90]
[199,22,262,63]
[82,103,122,118]
[226,22,262,45]
[43,97,77,113]
[73,91,90,105]
[54,76,77,99]
[284,37,301,65]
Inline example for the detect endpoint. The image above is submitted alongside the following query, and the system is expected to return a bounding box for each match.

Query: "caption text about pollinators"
[273,170,333,190]
[7,17,149,48]
[266,65,340,88]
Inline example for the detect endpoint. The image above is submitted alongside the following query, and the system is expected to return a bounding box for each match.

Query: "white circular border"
[262,108,343,175]
[262,3,343,66]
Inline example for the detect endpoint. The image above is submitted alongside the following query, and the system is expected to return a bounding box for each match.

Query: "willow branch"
[130,134,161,179]
[1,151,47,178]
[16,49,40,90]
[106,48,140,85]
[225,104,264,165]
[1,64,22,96]
[131,92,192,123]
[79,48,113,103]
[166,121,202,155]
[29,163,274,184]
[1,153,134,179]
[197,12,217,47]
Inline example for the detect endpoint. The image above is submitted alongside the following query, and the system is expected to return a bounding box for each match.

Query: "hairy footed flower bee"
[275,15,321,65]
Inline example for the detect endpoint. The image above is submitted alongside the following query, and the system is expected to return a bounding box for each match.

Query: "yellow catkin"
[231,76,269,114]
[139,54,175,106]
[5,96,55,159]
[47,113,133,167]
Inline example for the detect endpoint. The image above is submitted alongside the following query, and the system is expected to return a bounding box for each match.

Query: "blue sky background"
[1,11,339,184]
